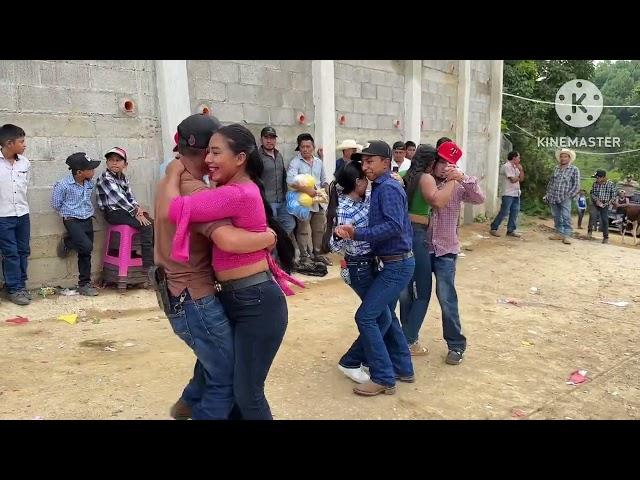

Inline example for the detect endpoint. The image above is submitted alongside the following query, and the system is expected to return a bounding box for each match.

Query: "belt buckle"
[214,282,223,293]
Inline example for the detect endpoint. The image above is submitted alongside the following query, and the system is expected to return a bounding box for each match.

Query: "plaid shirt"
[354,172,412,256]
[428,176,485,257]
[51,174,95,219]
[96,169,139,215]
[329,192,372,257]
[590,180,616,207]
[546,165,580,203]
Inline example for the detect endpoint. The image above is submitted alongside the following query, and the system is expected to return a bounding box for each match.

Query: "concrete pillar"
[155,60,191,165]
[311,60,336,181]
[485,60,505,217]
[404,60,422,144]
[456,60,472,223]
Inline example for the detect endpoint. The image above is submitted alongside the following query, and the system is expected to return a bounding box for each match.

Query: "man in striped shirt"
[96,147,154,268]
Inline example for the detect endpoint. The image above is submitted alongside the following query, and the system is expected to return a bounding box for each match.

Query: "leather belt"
[215,271,273,292]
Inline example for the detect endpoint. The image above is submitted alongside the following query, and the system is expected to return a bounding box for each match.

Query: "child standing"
[0,124,31,305]
[576,189,587,229]
[51,153,101,296]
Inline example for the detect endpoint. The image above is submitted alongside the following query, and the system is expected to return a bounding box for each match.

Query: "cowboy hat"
[336,139,360,151]
[555,148,576,162]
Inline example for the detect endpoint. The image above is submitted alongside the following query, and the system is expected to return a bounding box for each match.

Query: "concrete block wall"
[187,60,315,164]
[334,60,406,147]
[1,59,497,288]
[420,60,459,146]
[0,60,163,288]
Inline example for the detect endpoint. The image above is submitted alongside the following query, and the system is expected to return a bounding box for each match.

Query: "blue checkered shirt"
[330,192,372,257]
[546,165,581,203]
[51,174,95,219]
[354,172,413,255]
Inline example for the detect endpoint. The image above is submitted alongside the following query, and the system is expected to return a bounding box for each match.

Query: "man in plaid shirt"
[426,141,485,365]
[545,148,580,244]
[96,147,154,268]
[587,169,616,244]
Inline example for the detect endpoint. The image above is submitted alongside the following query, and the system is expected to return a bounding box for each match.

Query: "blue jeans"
[220,279,288,420]
[399,225,432,344]
[0,214,30,293]
[168,291,235,420]
[490,195,520,233]
[549,198,573,237]
[431,253,466,352]
[270,202,296,235]
[341,257,415,387]
[339,256,412,378]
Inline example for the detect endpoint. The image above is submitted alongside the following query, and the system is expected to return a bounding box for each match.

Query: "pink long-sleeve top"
[168,181,304,295]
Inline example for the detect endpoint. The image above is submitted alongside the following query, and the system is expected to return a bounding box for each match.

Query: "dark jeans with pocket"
[63,217,94,286]
[220,278,288,420]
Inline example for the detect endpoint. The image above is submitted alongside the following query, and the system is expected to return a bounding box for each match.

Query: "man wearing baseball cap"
[96,146,155,270]
[391,141,411,175]
[258,126,295,235]
[51,153,102,296]
[335,140,415,396]
[424,141,485,365]
[587,169,616,244]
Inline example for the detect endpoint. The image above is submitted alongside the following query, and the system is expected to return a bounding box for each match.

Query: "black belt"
[377,251,414,263]
[344,254,374,262]
[215,271,273,292]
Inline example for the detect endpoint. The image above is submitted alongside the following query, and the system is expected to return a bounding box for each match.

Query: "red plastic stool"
[101,224,147,290]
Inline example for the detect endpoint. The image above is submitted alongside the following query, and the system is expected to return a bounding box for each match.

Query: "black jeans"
[63,217,94,286]
[104,208,155,267]
[219,279,288,420]
[588,205,609,239]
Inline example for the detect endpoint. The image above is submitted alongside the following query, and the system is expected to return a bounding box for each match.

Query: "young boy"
[576,189,587,229]
[51,153,101,296]
[96,147,154,269]
[613,189,630,226]
[0,124,31,305]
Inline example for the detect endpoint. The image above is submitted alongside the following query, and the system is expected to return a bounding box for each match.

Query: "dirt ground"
[1,216,639,420]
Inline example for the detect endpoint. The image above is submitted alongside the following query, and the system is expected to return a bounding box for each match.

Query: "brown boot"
[353,381,396,396]
[549,234,563,240]
[170,399,192,420]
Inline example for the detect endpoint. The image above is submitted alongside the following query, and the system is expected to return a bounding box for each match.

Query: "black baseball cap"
[392,141,406,150]
[66,152,101,171]
[351,140,392,162]
[295,133,314,151]
[261,126,277,137]
[176,114,222,150]
[592,169,606,178]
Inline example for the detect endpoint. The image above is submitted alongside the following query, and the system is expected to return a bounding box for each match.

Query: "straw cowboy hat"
[555,148,576,162]
[336,139,362,151]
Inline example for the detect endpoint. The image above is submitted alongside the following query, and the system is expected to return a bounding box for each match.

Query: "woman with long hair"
[399,144,457,355]
[165,123,301,420]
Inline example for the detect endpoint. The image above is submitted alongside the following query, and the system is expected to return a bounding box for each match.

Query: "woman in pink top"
[165,124,299,420]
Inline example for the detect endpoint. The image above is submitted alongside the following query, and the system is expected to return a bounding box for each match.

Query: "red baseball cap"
[105,147,128,162]
[436,141,463,164]
[172,131,179,152]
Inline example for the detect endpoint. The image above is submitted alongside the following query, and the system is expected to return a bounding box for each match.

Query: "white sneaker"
[338,364,370,384]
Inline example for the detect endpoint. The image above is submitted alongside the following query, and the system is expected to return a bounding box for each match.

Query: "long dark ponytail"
[215,124,295,273]
[321,160,365,254]
[404,144,437,205]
